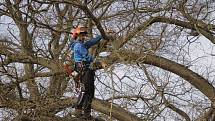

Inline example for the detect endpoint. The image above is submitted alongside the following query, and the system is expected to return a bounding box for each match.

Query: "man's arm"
[84,35,102,49]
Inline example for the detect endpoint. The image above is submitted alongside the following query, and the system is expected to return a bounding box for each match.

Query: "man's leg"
[82,69,95,118]
[83,86,95,118]
[74,66,85,118]
[74,85,85,117]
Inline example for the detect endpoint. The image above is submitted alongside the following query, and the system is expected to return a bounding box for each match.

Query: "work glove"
[64,63,73,76]
[105,29,115,41]
[91,61,107,70]
[106,29,114,34]
[100,61,108,68]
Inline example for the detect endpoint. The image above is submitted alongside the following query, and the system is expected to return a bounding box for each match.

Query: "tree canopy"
[0,0,215,121]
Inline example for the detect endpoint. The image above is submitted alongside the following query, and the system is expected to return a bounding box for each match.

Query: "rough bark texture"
[1,0,215,120]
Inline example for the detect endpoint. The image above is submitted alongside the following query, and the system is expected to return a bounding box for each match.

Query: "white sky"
[1,7,215,121]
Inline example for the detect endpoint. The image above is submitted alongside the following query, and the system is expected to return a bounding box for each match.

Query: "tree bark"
[110,51,215,103]
[144,54,215,102]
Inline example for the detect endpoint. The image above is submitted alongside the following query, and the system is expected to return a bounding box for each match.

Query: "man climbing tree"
[70,25,107,119]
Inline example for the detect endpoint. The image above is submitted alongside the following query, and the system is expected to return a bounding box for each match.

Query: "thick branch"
[143,54,215,102]
[115,16,215,48]
[109,51,215,102]
[92,98,143,121]
[143,66,191,121]
[48,97,143,121]
[0,48,60,70]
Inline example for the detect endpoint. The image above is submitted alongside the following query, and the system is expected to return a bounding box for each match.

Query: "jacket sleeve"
[74,43,93,63]
[84,35,102,49]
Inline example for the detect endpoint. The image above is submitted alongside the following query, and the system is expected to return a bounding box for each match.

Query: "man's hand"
[105,29,115,42]
[92,61,108,70]
[100,61,108,68]
[106,29,114,34]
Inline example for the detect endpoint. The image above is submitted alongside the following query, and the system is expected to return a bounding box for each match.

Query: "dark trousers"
[75,64,95,113]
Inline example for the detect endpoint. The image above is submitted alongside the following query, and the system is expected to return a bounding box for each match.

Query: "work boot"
[74,109,82,118]
[82,110,92,119]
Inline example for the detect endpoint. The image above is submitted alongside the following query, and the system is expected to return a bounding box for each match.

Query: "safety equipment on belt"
[64,62,80,91]
[64,63,77,76]
[77,83,85,105]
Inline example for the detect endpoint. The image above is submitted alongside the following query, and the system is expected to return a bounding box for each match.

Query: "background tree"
[0,0,215,121]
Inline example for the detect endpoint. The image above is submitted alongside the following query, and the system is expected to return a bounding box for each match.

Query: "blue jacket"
[70,35,102,63]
